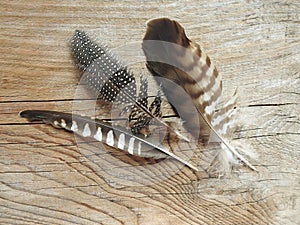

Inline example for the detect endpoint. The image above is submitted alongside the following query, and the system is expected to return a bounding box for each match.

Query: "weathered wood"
[1,0,299,224]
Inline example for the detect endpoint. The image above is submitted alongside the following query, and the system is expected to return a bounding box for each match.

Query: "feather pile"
[20,19,256,174]
[20,29,197,171]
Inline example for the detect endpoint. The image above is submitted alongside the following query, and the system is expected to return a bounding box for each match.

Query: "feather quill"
[20,110,197,171]
[142,18,256,171]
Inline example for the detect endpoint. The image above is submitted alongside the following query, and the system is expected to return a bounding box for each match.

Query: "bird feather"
[142,18,256,171]
[71,30,188,141]
[20,110,198,171]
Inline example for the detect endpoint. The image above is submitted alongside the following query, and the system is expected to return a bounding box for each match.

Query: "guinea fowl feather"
[71,30,188,140]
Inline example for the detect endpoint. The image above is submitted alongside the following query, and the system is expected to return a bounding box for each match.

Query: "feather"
[71,30,188,141]
[128,78,162,137]
[20,110,198,171]
[71,30,137,103]
[142,18,256,171]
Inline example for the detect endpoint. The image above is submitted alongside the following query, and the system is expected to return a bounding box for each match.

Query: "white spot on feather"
[70,121,78,132]
[106,130,114,146]
[60,119,67,128]
[128,137,135,155]
[94,127,102,141]
[205,100,218,115]
[82,123,91,137]
[206,65,214,77]
[118,133,125,150]
[212,74,221,93]
[137,141,142,156]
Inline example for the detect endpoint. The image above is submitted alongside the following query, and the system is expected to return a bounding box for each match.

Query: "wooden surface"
[1,0,299,224]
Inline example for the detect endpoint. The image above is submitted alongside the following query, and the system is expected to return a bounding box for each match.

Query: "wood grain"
[1,0,299,224]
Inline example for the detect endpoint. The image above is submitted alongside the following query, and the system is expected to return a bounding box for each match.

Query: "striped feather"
[142,18,256,171]
[20,110,198,171]
[142,18,221,143]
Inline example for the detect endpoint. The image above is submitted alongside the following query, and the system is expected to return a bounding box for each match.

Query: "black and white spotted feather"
[71,30,136,103]
[71,30,187,140]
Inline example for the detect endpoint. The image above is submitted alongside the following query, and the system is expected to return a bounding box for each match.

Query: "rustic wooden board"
[1,0,299,224]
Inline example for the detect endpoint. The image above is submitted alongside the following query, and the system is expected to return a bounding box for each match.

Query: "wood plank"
[1,0,299,224]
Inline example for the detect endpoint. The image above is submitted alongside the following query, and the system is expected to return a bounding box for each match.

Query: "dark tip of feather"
[19,110,47,121]
[144,18,189,47]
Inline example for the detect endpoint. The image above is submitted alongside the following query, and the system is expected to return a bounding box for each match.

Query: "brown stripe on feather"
[209,85,222,106]
[180,57,211,84]
[175,50,200,73]
[213,67,219,78]
[196,46,202,58]
[198,69,221,98]
[188,86,219,110]
[187,87,204,99]
[187,68,221,108]
[212,92,238,135]
[206,56,211,67]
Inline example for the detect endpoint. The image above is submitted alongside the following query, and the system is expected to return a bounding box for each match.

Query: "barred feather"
[142,18,256,171]
[142,18,220,143]
[20,110,197,171]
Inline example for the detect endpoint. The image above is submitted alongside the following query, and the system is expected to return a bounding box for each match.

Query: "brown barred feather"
[142,18,256,171]
[143,18,221,144]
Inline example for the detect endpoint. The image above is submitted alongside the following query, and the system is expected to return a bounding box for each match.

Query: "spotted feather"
[71,30,188,140]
